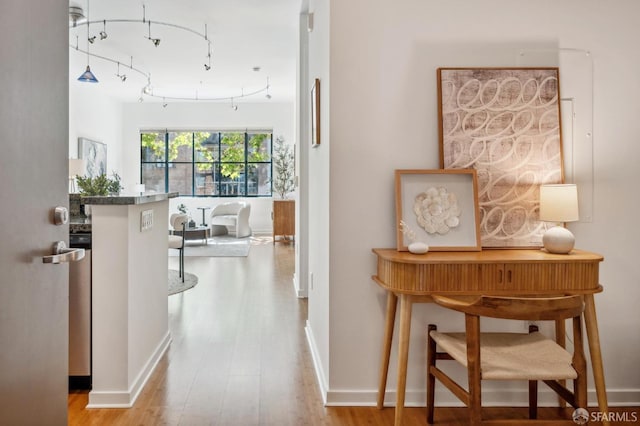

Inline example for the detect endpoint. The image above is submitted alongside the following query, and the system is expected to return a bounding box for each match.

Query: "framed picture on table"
[395,169,481,252]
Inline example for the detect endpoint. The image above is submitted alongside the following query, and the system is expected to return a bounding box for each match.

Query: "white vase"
[408,242,429,254]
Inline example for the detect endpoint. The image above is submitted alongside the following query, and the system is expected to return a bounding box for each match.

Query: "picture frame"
[437,67,564,248]
[78,137,107,178]
[311,78,320,147]
[395,169,481,252]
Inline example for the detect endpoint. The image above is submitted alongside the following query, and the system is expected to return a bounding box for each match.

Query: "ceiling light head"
[143,84,153,95]
[99,31,107,40]
[88,35,96,44]
[265,93,272,100]
[252,66,261,72]
[118,74,127,82]
[232,105,238,111]
[204,64,211,71]
[150,38,161,47]
[138,96,144,103]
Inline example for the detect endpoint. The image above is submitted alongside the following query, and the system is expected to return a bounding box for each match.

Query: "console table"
[372,248,609,426]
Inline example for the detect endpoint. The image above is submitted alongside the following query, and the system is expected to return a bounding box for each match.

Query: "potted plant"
[77,172,124,216]
[271,136,295,199]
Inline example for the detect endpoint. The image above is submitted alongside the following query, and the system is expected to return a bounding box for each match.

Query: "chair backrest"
[170,213,188,231]
[432,294,584,321]
[211,202,248,216]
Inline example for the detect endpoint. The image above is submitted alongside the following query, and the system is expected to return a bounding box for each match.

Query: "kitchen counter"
[82,192,178,206]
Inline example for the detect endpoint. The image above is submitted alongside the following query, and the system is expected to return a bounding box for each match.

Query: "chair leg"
[426,324,437,424]
[528,324,539,419]
[465,315,482,426]
[529,380,538,419]
[180,248,184,282]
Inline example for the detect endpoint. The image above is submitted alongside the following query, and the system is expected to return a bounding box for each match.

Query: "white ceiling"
[69,0,301,103]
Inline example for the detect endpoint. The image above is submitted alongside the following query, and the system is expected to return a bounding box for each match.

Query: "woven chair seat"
[430,330,577,381]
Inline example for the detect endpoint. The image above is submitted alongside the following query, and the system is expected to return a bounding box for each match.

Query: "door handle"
[42,241,85,264]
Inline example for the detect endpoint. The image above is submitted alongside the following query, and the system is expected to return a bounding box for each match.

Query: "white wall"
[305,0,332,397]
[69,84,124,176]
[306,0,640,406]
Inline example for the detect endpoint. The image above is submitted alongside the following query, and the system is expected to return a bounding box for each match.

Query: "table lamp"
[69,158,86,193]
[539,184,579,254]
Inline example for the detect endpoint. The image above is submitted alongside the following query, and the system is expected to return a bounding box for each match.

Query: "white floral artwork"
[413,187,461,235]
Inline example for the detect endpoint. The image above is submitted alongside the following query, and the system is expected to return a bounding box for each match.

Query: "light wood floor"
[69,239,636,425]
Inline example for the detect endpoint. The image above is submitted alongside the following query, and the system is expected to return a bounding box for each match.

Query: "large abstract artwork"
[438,68,564,248]
[78,137,107,178]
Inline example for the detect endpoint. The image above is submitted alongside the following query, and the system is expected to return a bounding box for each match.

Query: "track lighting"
[71,5,271,102]
[142,76,153,95]
[162,98,168,108]
[147,21,161,47]
[115,62,126,82]
[99,20,107,40]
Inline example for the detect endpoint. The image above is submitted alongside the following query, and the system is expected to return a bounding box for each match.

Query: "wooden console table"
[372,248,609,426]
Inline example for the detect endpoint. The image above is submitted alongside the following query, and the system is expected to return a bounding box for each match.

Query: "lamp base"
[542,226,575,254]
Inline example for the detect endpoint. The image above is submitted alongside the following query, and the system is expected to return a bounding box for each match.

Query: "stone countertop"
[82,192,178,206]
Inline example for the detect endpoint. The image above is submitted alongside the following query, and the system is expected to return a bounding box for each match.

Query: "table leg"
[201,209,207,226]
[583,294,610,426]
[377,292,398,409]
[394,294,413,426]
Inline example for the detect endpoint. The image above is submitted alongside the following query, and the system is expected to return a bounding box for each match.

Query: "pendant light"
[78,0,98,83]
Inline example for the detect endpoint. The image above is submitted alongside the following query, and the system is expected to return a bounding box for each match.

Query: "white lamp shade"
[69,158,86,178]
[539,184,579,222]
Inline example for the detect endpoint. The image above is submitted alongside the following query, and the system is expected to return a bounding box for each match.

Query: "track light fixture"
[265,77,272,99]
[70,5,272,102]
[142,76,153,95]
[147,21,161,47]
[99,20,107,40]
[162,98,168,108]
[115,62,126,82]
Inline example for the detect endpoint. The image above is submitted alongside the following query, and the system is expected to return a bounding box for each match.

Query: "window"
[141,130,272,197]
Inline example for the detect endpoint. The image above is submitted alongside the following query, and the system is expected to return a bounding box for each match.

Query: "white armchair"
[209,202,251,238]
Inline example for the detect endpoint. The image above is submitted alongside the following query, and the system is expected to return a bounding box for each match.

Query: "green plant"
[271,136,295,199]
[107,172,123,194]
[77,172,123,196]
[177,203,188,214]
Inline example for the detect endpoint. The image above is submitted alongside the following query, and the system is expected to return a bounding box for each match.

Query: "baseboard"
[293,273,308,298]
[305,321,328,405]
[87,331,172,408]
[325,387,640,407]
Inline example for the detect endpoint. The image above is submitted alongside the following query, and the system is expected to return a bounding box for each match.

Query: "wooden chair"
[427,295,587,425]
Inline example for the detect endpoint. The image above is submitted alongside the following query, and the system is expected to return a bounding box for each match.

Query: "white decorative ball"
[408,242,429,254]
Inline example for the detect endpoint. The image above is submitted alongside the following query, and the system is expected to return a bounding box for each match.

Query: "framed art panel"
[395,169,481,252]
[78,137,107,178]
[311,78,320,147]
[437,68,564,248]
